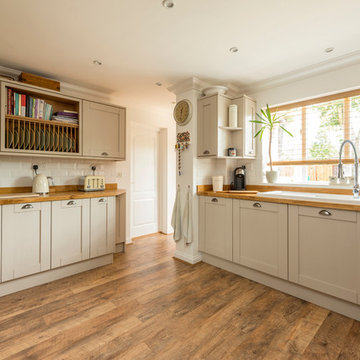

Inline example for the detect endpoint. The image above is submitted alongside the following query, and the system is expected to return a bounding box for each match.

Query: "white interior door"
[131,125,159,238]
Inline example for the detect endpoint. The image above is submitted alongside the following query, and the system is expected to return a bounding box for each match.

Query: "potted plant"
[251,104,293,183]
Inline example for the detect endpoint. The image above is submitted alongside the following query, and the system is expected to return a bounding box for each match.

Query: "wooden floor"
[0,234,360,359]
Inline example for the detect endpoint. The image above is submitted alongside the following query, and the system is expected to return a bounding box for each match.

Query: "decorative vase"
[266,170,278,184]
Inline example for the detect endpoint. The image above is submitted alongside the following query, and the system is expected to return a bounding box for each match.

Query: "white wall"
[0,155,117,187]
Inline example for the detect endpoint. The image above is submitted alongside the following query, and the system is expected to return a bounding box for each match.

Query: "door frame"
[130,121,169,240]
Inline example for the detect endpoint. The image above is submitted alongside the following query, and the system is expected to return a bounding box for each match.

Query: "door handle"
[21,204,33,210]
[203,150,210,155]
[67,200,76,206]
[253,202,261,208]
[319,209,332,216]
[101,152,109,156]
[211,198,218,203]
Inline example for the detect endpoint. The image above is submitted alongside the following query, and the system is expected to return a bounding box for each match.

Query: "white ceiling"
[0,0,360,110]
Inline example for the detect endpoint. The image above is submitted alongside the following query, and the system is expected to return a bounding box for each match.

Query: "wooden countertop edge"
[197,191,360,212]
[0,189,126,205]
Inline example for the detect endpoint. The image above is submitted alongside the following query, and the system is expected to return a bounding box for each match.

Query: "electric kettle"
[32,165,50,195]
[32,173,49,195]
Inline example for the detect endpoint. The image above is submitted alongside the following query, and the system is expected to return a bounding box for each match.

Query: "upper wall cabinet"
[232,95,256,158]
[1,81,82,157]
[0,80,126,161]
[197,94,256,159]
[82,101,126,160]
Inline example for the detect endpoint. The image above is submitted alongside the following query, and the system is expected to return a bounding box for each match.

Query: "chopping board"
[217,190,258,194]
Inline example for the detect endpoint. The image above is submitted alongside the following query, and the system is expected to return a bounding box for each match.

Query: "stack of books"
[7,88,53,120]
[52,111,79,124]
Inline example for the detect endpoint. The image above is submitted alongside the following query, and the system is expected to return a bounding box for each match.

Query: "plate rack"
[5,115,79,153]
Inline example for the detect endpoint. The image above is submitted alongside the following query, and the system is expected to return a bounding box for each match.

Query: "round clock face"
[173,100,192,126]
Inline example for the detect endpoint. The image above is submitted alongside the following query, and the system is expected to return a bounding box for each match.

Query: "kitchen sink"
[0,193,40,200]
[258,191,360,205]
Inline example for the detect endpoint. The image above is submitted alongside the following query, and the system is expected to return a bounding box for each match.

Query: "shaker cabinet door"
[243,97,256,158]
[289,205,360,304]
[51,199,90,268]
[83,101,126,159]
[199,196,232,261]
[1,202,51,281]
[197,96,218,157]
[233,200,288,279]
[90,197,116,258]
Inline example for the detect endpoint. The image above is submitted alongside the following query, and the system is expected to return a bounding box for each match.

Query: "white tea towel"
[182,188,193,244]
[171,187,182,241]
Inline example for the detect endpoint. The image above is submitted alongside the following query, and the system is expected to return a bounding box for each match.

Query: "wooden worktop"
[197,184,360,212]
[0,184,125,205]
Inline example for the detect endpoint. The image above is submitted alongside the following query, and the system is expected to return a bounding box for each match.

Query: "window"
[265,90,360,183]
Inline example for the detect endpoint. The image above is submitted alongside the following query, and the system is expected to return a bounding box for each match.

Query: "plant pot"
[266,170,278,184]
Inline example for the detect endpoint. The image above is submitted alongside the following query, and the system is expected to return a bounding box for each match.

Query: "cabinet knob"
[211,198,218,203]
[253,202,261,208]
[203,150,210,155]
[67,200,76,206]
[319,209,331,216]
[21,204,33,210]
[101,152,109,156]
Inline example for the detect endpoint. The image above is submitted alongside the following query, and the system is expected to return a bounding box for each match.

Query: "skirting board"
[0,254,113,297]
[201,252,360,321]
[115,243,125,253]
[174,250,202,265]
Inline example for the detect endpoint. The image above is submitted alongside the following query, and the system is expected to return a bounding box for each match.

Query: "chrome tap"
[338,140,359,198]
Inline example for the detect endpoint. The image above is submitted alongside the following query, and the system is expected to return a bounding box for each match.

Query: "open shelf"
[218,126,243,131]
[217,156,247,159]
[5,114,79,128]
[5,115,79,153]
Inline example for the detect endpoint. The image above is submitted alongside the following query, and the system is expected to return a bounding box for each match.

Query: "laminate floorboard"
[0,233,359,359]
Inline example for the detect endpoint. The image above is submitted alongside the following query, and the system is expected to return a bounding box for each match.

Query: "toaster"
[79,176,105,192]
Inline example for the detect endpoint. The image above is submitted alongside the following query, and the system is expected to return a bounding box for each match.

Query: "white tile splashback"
[0,155,118,187]
[196,158,257,186]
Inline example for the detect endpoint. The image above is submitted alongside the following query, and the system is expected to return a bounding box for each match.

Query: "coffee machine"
[232,166,246,190]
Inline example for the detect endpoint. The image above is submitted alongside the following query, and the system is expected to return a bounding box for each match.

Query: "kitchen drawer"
[14,202,41,212]
[298,205,356,223]
[58,199,83,208]
[240,200,279,212]
[204,196,228,206]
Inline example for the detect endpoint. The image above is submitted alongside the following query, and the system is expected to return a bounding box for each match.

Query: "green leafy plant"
[250,104,293,171]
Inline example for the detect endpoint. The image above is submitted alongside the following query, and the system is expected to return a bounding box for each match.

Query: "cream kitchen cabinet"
[90,197,116,257]
[197,94,256,159]
[197,94,230,157]
[51,199,90,268]
[1,202,51,282]
[289,205,360,304]
[199,196,232,261]
[83,101,126,160]
[232,95,256,158]
[233,200,288,279]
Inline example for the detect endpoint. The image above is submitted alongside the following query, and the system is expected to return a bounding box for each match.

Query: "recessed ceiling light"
[162,0,174,8]
[155,82,162,86]
[324,47,335,53]
[93,60,102,65]
[229,47,239,53]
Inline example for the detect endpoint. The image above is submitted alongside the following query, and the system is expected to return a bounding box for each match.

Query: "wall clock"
[173,99,192,126]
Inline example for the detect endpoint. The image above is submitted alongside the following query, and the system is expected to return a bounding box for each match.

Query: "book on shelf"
[6,89,54,121]
[52,110,79,124]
